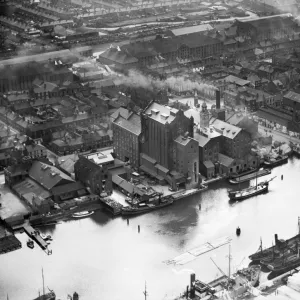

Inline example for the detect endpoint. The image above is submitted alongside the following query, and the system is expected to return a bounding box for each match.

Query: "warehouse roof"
[169,24,213,36]
[284,91,300,104]
[0,50,75,67]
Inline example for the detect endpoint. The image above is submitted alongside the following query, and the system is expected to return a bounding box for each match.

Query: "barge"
[263,155,288,168]
[99,197,123,216]
[121,197,173,216]
[228,169,271,184]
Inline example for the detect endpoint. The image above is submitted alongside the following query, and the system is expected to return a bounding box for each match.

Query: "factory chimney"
[190,273,196,299]
[275,234,278,245]
[216,89,221,109]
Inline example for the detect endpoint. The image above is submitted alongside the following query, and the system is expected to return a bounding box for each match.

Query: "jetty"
[23,225,48,251]
[229,169,271,184]
[165,236,232,265]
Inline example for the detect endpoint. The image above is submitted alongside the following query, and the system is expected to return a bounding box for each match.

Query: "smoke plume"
[114,69,216,98]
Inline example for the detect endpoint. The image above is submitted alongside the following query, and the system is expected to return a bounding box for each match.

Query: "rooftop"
[175,135,192,146]
[144,102,179,125]
[84,150,114,166]
[0,50,75,67]
[113,113,141,135]
[29,161,74,191]
[170,24,213,36]
[210,119,242,139]
[284,91,300,104]
[224,75,250,86]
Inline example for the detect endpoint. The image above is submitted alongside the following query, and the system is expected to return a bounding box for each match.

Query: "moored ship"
[191,246,261,299]
[263,155,288,168]
[228,169,271,184]
[121,197,173,216]
[249,219,300,264]
[229,167,258,179]
[228,181,269,201]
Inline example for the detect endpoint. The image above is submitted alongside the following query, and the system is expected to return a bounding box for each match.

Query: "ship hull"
[263,156,288,168]
[229,168,258,179]
[229,184,268,201]
[268,259,300,274]
[249,234,300,262]
[229,169,271,184]
[121,200,173,216]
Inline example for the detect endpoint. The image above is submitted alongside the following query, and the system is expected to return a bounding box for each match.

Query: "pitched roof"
[29,161,74,191]
[193,132,210,147]
[203,160,214,168]
[211,119,242,139]
[111,107,132,120]
[99,47,138,64]
[0,49,74,67]
[170,24,213,36]
[113,113,141,135]
[284,91,300,103]
[224,75,250,86]
[218,153,234,167]
[51,181,85,196]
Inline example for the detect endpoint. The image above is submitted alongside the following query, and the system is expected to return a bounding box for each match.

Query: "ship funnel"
[190,273,196,298]
[275,234,278,245]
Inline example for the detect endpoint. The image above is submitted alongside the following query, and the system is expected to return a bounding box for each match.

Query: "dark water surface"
[1,158,299,300]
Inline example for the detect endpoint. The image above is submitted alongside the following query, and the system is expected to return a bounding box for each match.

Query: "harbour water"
[1,158,300,300]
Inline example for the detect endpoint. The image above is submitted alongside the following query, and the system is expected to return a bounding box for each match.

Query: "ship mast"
[143,281,148,300]
[228,244,231,279]
[42,268,45,300]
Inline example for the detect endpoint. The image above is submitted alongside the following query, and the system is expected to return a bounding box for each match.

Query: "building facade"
[74,152,114,195]
[112,110,141,169]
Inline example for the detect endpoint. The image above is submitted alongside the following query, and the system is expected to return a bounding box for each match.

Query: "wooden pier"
[23,225,48,250]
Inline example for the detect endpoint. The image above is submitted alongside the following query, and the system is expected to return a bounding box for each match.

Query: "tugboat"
[121,197,173,216]
[249,220,300,263]
[27,239,34,249]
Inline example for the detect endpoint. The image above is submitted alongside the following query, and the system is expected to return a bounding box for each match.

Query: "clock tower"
[200,101,209,129]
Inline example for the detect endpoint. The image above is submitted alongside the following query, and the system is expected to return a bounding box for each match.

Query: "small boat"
[263,155,288,168]
[72,211,94,218]
[27,239,34,249]
[121,198,173,216]
[45,235,53,241]
[236,227,241,236]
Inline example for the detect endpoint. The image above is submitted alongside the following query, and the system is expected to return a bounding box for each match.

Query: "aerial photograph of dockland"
[2,0,300,299]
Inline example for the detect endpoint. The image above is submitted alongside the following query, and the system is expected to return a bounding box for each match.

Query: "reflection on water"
[0,159,300,300]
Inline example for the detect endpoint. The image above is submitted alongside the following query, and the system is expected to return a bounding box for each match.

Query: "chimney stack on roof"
[216,89,221,110]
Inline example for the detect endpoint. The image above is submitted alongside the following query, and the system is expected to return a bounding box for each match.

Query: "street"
[258,124,300,145]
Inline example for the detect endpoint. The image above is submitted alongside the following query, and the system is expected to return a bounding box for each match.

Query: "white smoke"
[114,69,216,98]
